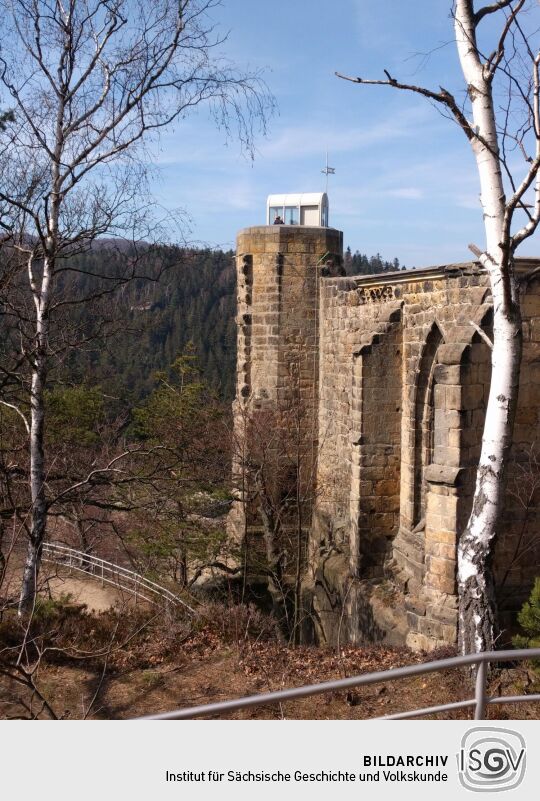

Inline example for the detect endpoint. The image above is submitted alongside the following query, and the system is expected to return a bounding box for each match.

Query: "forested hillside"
[61,246,237,401]
[52,244,405,401]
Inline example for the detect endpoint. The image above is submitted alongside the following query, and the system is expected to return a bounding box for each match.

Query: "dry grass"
[1,600,539,720]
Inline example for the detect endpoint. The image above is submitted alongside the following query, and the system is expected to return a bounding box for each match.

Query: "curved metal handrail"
[137,647,540,720]
[42,542,196,615]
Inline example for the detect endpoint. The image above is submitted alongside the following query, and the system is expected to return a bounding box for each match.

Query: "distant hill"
[1,244,406,406]
[59,244,407,403]
[62,246,237,401]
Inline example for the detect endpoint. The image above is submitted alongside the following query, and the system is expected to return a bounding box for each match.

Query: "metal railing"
[138,647,540,720]
[42,542,196,615]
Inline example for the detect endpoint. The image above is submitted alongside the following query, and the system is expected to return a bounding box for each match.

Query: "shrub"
[513,578,540,650]
[198,601,280,644]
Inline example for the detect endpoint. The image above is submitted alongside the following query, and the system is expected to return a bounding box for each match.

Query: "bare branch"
[0,661,58,719]
[0,0,273,615]
[469,320,494,349]
[518,264,540,285]
[468,242,484,258]
[474,0,518,25]
[507,52,540,248]
[335,71,475,140]
[0,400,30,434]
[485,0,527,80]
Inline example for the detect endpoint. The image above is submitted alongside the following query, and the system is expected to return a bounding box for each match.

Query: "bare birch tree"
[337,0,540,654]
[0,0,272,616]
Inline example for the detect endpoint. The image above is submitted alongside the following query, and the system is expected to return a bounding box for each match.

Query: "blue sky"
[149,0,540,267]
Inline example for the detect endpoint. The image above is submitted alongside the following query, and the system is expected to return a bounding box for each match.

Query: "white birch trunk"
[18,89,63,614]
[18,261,52,616]
[454,0,523,654]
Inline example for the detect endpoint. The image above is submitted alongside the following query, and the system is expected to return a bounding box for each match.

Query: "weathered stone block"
[462,383,485,408]
[437,343,470,365]
[405,597,427,616]
[445,385,463,410]
[434,364,462,384]
[427,573,456,595]
[418,617,445,639]
[427,605,458,626]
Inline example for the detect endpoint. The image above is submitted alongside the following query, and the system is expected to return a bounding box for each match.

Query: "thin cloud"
[259,105,432,160]
[385,187,424,199]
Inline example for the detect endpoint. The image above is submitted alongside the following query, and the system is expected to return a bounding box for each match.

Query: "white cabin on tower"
[266,192,329,227]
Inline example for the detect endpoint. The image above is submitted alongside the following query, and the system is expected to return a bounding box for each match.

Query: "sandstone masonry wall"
[312,261,540,650]
[230,223,540,650]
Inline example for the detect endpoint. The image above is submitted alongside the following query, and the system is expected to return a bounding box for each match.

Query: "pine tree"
[513,578,540,650]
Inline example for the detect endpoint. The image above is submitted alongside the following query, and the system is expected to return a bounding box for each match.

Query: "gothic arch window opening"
[413,324,444,527]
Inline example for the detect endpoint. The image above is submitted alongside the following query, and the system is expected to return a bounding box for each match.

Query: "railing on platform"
[42,542,196,615]
[138,648,540,720]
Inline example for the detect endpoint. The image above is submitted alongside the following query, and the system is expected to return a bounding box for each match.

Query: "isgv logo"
[457,727,526,792]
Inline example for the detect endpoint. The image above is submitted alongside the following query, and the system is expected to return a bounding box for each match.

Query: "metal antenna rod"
[321,150,335,194]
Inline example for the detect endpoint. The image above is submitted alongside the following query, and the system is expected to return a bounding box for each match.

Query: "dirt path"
[44,571,131,613]
[3,552,142,613]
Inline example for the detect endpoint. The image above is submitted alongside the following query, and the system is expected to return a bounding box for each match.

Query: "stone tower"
[229,224,343,546]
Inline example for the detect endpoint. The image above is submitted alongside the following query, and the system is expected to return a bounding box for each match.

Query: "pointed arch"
[413,323,444,526]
